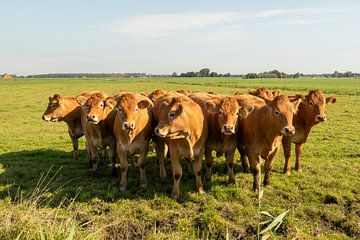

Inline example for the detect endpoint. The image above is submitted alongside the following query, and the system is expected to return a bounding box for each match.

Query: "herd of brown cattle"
[42,87,336,198]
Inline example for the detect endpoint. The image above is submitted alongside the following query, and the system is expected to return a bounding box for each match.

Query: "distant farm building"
[2,73,13,79]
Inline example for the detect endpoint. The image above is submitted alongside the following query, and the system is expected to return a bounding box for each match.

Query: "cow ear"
[76,96,88,105]
[272,89,281,97]
[138,99,153,109]
[289,94,305,102]
[292,99,302,113]
[177,104,183,115]
[205,100,218,115]
[238,104,254,118]
[326,97,336,104]
[105,97,116,109]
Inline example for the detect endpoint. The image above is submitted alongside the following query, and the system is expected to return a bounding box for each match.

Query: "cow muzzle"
[42,115,51,122]
[87,114,99,123]
[122,122,136,131]
[281,126,295,136]
[222,124,235,135]
[155,127,167,138]
[315,115,326,123]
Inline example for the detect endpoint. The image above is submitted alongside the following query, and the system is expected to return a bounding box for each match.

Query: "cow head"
[205,97,254,135]
[42,94,69,122]
[249,87,281,102]
[301,90,336,124]
[115,93,153,133]
[84,94,115,124]
[176,89,192,96]
[148,89,166,102]
[267,95,301,136]
[155,97,190,139]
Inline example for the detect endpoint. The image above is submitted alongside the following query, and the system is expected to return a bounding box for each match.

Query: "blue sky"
[1,0,359,75]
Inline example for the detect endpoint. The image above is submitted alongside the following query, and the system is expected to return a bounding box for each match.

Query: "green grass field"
[0,77,359,239]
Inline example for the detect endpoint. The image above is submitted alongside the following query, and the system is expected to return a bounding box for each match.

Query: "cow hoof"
[229,179,236,185]
[295,168,303,172]
[171,193,180,200]
[242,167,249,173]
[160,173,167,179]
[119,186,127,192]
[198,187,205,195]
[283,169,291,175]
[263,180,270,186]
[140,183,147,189]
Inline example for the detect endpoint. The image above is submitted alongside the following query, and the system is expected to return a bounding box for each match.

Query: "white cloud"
[106,6,360,41]
[108,12,239,40]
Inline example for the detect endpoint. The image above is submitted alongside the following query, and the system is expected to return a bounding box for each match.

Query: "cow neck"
[259,106,282,145]
[62,98,82,124]
[294,102,314,133]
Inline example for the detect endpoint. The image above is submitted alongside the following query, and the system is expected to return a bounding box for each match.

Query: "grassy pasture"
[0,77,359,239]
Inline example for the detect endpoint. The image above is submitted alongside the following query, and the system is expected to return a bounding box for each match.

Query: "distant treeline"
[11,69,360,79]
[174,69,360,78]
[24,73,150,78]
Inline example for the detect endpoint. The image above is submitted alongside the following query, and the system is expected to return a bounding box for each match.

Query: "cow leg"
[187,159,194,175]
[205,146,214,182]
[87,141,99,173]
[282,137,292,175]
[138,145,149,189]
[170,149,182,199]
[117,147,128,191]
[193,154,205,195]
[85,140,92,168]
[238,144,249,173]
[155,138,167,179]
[69,134,79,161]
[108,142,117,177]
[247,150,260,192]
[101,149,107,166]
[264,146,279,186]
[226,148,236,184]
[295,143,304,172]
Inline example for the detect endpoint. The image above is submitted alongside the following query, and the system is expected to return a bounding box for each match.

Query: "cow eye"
[135,107,139,112]
[117,107,122,113]
[275,110,280,115]
[219,110,223,115]
[168,111,176,118]
[309,102,313,106]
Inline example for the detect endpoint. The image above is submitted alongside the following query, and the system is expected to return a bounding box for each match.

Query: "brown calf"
[189,93,253,183]
[240,95,301,191]
[81,92,117,173]
[113,93,153,191]
[42,92,99,160]
[154,94,208,199]
[282,89,336,174]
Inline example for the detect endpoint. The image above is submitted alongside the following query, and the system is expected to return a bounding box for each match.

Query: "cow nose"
[316,115,326,122]
[284,126,295,135]
[223,125,235,132]
[123,122,136,130]
[155,127,161,135]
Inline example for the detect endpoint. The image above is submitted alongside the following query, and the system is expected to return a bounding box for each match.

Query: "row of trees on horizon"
[9,69,360,79]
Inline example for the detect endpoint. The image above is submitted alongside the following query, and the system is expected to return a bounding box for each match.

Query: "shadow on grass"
[0,149,250,205]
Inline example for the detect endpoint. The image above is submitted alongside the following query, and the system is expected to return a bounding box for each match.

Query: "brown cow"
[81,92,117,173]
[189,93,253,183]
[154,94,208,199]
[113,93,153,191]
[282,89,336,174]
[248,87,281,102]
[240,95,302,191]
[42,91,100,160]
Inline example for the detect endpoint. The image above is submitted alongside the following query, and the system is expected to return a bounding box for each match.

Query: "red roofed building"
[2,73,12,79]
